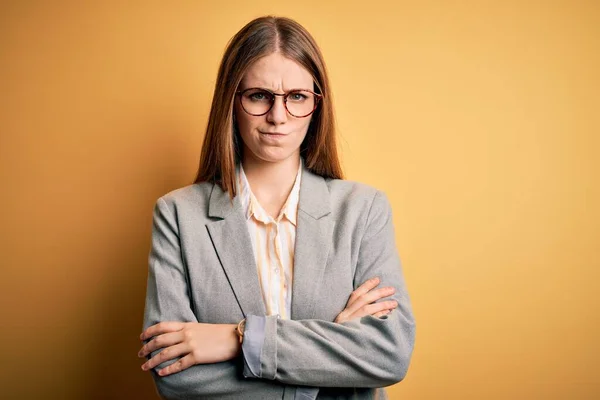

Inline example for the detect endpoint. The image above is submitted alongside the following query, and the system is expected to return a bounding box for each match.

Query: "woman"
[138,15,415,400]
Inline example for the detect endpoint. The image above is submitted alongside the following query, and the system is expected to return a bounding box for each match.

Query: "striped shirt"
[236,159,302,320]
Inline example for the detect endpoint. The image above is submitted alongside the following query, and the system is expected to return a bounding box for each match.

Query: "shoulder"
[156,181,213,207]
[158,181,213,204]
[323,178,393,220]
[152,182,215,220]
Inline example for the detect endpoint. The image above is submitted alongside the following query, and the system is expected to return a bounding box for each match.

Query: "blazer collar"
[205,159,334,320]
[208,160,331,220]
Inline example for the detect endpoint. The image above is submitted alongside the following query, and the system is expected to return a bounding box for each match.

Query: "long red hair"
[193,15,344,198]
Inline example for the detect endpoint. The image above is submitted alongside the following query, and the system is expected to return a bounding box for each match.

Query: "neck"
[241,153,301,201]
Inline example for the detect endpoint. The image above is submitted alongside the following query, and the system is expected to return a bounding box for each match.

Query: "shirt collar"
[237,158,303,226]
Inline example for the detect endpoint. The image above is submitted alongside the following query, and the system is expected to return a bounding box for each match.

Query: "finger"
[336,281,390,323]
[337,299,397,324]
[156,353,196,376]
[336,279,382,323]
[345,286,396,316]
[349,300,398,320]
[140,321,185,341]
[141,342,189,371]
[334,313,346,324]
[138,331,185,358]
[373,309,391,318]
[346,277,380,307]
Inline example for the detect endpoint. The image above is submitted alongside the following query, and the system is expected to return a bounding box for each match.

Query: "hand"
[334,277,398,324]
[138,322,239,376]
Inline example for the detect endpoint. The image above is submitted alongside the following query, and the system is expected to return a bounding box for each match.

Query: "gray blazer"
[142,163,416,400]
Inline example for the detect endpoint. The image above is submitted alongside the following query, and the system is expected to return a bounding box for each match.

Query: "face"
[234,52,315,165]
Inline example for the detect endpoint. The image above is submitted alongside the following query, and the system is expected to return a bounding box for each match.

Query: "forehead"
[240,52,313,91]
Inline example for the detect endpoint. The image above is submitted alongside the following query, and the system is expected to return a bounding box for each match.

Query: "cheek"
[295,118,312,139]
[234,106,256,138]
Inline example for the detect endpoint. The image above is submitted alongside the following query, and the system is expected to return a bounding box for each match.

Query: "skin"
[138,52,398,377]
[234,52,314,218]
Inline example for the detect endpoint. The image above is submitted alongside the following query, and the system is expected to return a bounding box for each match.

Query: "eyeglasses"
[235,87,323,118]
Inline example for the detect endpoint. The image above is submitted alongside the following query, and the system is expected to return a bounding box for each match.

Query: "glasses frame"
[235,87,323,118]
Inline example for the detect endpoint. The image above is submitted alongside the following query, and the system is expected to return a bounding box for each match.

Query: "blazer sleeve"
[241,190,416,388]
[142,198,279,399]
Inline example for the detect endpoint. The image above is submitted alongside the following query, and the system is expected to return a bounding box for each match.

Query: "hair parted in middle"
[194,15,344,199]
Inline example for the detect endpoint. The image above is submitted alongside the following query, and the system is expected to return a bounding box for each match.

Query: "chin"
[251,148,299,164]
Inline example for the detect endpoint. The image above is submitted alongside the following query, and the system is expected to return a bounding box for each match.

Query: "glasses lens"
[286,90,316,117]
[240,89,273,115]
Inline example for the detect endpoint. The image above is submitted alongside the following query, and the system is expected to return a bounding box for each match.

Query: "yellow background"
[1,1,598,399]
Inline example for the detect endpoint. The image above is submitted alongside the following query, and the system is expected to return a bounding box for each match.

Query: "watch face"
[236,320,245,344]
[236,319,246,339]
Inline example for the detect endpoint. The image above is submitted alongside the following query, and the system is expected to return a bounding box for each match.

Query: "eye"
[288,91,308,101]
[246,89,272,102]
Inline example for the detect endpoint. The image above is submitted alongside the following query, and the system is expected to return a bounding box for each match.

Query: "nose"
[266,95,288,125]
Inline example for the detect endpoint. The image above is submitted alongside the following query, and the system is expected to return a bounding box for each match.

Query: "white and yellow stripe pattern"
[236,160,302,320]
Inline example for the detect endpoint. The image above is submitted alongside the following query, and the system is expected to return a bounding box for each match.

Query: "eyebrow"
[240,86,313,93]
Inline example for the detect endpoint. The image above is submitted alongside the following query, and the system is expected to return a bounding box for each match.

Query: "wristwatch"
[235,318,246,344]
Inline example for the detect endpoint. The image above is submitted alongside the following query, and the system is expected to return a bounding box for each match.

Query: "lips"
[261,131,286,135]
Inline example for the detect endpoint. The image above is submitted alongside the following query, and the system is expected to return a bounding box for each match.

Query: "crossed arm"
[139,191,416,397]
[138,277,397,374]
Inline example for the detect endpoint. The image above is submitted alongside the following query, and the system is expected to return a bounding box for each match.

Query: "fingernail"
[141,364,147,371]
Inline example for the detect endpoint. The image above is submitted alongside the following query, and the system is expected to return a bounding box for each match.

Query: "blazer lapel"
[205,183,267,317]
[291,166,333,320]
